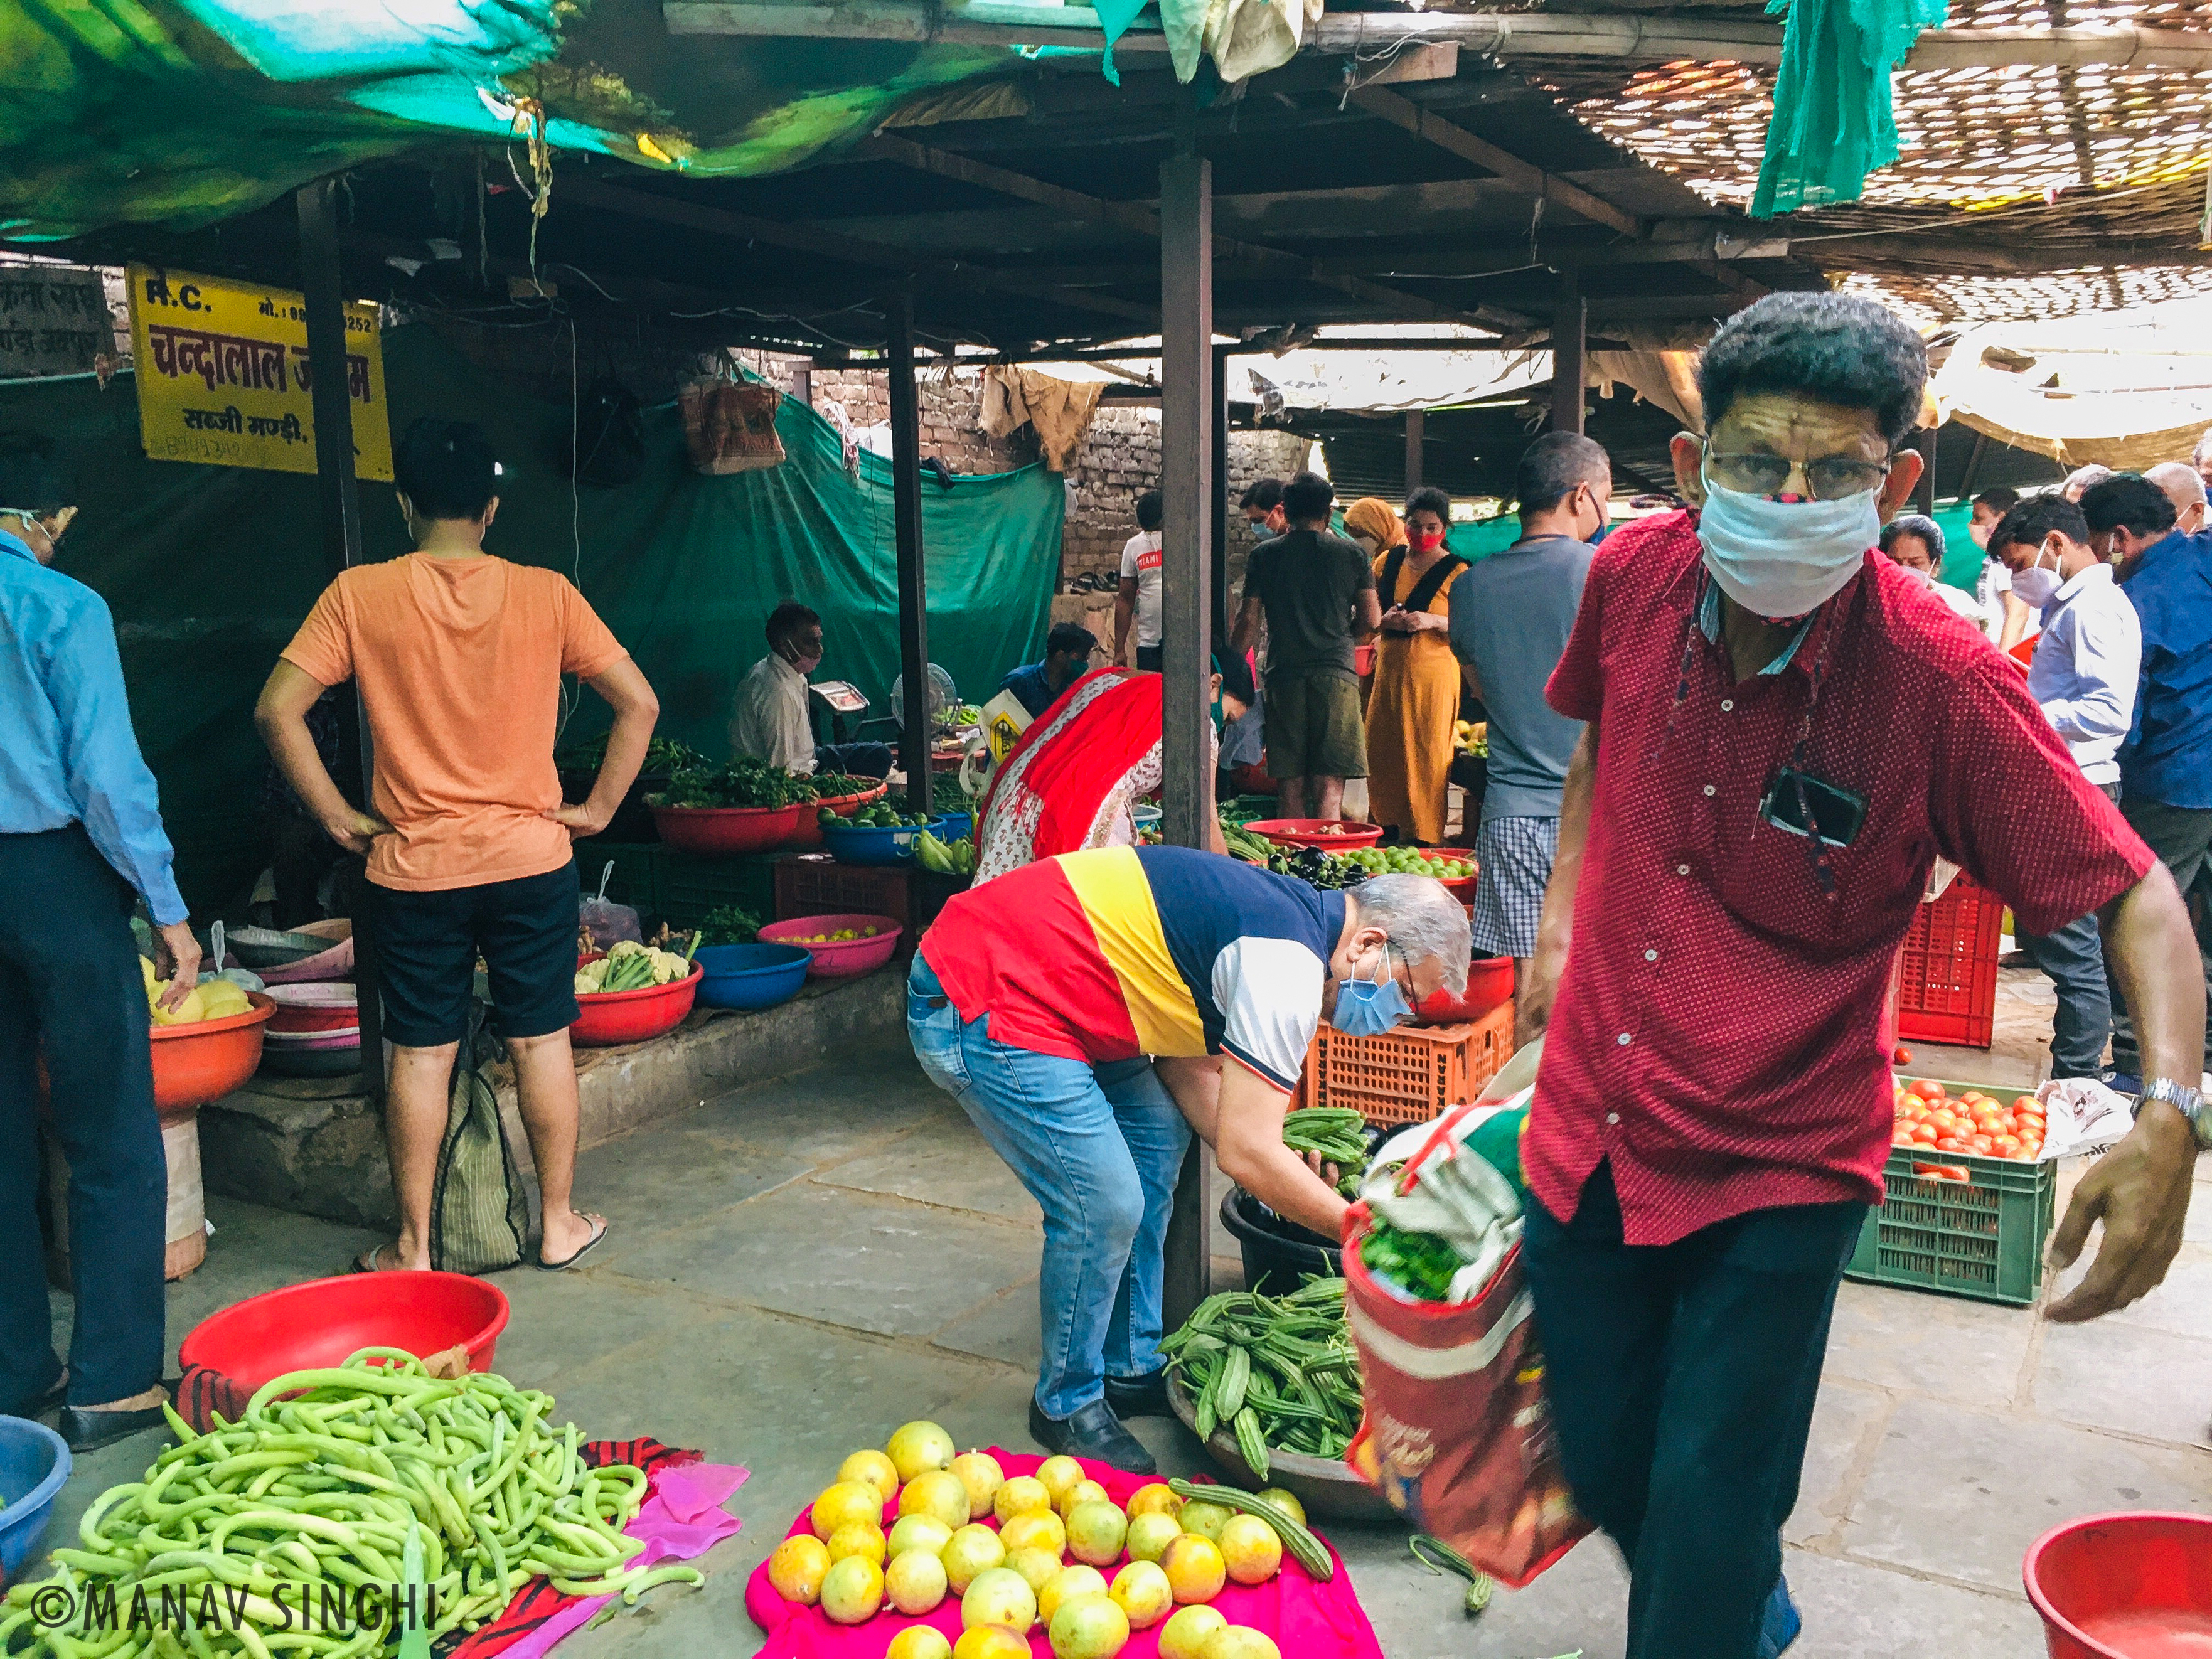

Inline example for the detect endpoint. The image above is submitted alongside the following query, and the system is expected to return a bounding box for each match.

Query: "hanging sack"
[429,998,531,1273]
[680,378,786,474]
[1342,1093,1590,1587]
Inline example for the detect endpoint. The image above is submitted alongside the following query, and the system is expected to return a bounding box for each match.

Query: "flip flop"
[537,1214,608,1272]
[348,1242,411,1275]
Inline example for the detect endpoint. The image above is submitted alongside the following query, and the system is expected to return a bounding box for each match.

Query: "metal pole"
[1912,424,1937,517]
[297,179,383,1101]
[1551,274,1587,437]
[885,288,934,813]
[1404,407,1425,494]
[1159,137,1214,1333]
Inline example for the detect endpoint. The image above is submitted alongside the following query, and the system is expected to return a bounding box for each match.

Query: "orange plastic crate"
[1294,999,1516,1126]
[1896,873,2004,1048]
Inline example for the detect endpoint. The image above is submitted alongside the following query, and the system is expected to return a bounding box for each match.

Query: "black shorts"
[366,861,580,1048]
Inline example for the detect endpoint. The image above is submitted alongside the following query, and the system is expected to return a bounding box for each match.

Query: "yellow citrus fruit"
[1205,1631,1282,1659]
[1008,1545,1064,1595]
[766,1534,831,1604]
[1125,1512,1182,1564]
[838,1448,900,1503]
[953,1627,1031,1659]
[1217,1515,1282,1586]
[818,1554,884,1624]
[813,1480,885,1540]
[995,1475,1053,1524]
[1176,1500,1232,1543]
[961,1566,1038,1633]
[889,1515,955,1559]
[1035,1456,1086,1510]
[826,1521,887,1567]
[1158,1534,1226,1604]
[1038,1563,1109,1625]
[900,1469,975,1534]
[1048,1591,1130,1659]
[1057,1479,1111,1520]
[888,1628,954,1659]
[941,1522,1007,1594]
[950,1451,1006,1520]
[998,1508,1067,1559]
[1109,1558,1172,1630]
[888,1420,959,1483]
[1251,1488,1307,1528]
[1126,1483,1183,1520]
[885,1547,951,1615]
[1066,1500,1128,1567]
[1157,1603,1227,1659]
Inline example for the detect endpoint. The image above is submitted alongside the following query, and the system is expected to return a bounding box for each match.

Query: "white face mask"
[1696,469,1881,621]
[2009,544,2064,609]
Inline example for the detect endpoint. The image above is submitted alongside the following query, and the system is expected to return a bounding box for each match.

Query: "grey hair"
[1347,874,1471,993]
[2061,463,2113,502]
[2145,460,2206,510]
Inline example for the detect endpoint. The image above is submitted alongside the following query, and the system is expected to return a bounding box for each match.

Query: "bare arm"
[550,658,660,836]
[1997,591,2031,652]
[1231,594,1263,659]
[255,661,390,855]
[1158,1055,1347,1239]
[2046,861,2208,1321]
[1461,660,1487,703]
[1354,587,1384,637]
[1114,579,1137,663]
[1516,719,1597,1048]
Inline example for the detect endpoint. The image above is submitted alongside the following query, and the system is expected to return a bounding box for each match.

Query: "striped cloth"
[1470,815,1559,959]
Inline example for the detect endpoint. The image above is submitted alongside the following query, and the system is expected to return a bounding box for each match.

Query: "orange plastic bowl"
[151,992,275,1120]
[1414,846,1481,899]
[179,1271,509,1400]
[570,961,702,1047]
[1244,818,1387,850]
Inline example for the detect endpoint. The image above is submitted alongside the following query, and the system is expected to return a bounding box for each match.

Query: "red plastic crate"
[1293,999,1516,1126]
[1894,872,2004,1048]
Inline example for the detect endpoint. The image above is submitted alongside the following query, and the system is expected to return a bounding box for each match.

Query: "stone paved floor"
[35,973,2212,1658]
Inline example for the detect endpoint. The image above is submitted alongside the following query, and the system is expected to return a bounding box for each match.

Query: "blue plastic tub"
[693,943,811,1010]
[821,816,953,867]
[938,811,973,843]
[0,1416,69,1582]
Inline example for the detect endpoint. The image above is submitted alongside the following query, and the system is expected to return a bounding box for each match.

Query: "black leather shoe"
[1104,1368,1172,1420]
[61,1399,170,1453]
[1028,1398,1155,1475]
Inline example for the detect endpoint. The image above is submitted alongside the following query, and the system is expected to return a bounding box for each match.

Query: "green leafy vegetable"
[1358,1220,1468,1302]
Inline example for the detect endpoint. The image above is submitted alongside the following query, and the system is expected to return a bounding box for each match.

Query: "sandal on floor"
[347,1243,412,1274]
[537,1215,608,1272]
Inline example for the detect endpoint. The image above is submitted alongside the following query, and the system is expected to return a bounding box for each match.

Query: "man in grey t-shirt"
[1449,433,1610,983]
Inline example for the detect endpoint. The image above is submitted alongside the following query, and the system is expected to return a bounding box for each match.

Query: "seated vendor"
[728,601,892,777]
[998,622,1098,722]
[910,849,1469,1471]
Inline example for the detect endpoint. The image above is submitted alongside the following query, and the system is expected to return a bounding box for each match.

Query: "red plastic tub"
[1245,818,1387,850]
[651,801,809,855]
[264,981,357,1034]
[570,961,703,1047]
[179,1271,509,1402]
[1413,846,1480,899]
[2027,1512,2212,1658]
[757,912,904,978]
[1418,955,1515,1025]
[151,993,275,1121]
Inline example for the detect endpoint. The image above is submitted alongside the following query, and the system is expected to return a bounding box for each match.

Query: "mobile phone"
[1758,766,1867,849]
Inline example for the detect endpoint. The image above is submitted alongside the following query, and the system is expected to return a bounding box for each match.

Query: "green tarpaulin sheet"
[3,323,1062,910]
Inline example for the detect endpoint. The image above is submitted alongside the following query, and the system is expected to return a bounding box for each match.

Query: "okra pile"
[1159,1278,1360,1480]
[1280,1107,1372,1199]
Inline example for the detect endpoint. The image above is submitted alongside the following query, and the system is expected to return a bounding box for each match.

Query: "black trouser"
[0,826,167,1412]
[1135,644,1163,673]
[1522,1164,1866,1659]
[2108,795,2212,1077]
[816,742,894,780]
[2019,912,2113,1077]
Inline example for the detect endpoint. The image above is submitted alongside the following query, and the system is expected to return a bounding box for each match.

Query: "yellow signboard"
[127,263,392,481]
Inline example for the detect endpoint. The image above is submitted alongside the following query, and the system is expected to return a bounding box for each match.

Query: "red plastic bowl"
[570,961,703,1047]
[1418,956,1515,1025]
[151,993,275,1121]
[2026,1512,2212,1658]
[1245,818,1387,850]
[179,1271,509,1400]
[793,782,890,849]
[757,912,903,978]
[1354,642,1378,677]
[1413,846,1481,899]
[265,981,358,1034]
[651,801,809,855]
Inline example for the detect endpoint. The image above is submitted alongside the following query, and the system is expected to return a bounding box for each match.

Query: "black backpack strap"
[1403,552,1468,614]
[1379,544,1408,607]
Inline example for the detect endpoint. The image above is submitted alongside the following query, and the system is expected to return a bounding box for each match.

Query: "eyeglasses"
[1704,444,1892,503]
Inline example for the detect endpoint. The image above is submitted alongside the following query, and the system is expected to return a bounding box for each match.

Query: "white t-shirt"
[1119,530,1163,649]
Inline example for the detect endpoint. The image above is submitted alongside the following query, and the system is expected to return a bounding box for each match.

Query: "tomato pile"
[1891,1079,2045,1180]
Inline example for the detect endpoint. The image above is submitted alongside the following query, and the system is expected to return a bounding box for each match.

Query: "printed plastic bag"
[2033,1075,2135,1161]
[1344,1094,1588,1587]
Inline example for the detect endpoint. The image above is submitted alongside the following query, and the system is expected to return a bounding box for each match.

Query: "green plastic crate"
[1846,1077,2056,1306]
[656,850,789,929]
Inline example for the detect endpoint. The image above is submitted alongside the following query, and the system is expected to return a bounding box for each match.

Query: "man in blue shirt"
[998,622,1098,722]
[2082,474,2212,1085]
[0,442,199,1452]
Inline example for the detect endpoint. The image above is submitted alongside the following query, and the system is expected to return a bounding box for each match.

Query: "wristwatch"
[2134,1077,2212,1148]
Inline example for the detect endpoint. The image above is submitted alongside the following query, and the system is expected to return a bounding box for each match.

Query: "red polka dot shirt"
[1530,510,2154,1245]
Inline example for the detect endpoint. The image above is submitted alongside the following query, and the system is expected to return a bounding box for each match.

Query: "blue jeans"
[2018,910,2112,1079]
[907,956,1190,1419]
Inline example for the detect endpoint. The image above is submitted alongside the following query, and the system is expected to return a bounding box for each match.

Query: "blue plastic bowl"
[938,811,973,843]
[1133,804,1163,831]
[821,815,953,867]
[693,943,811,1011]
[0,1416,69,1582]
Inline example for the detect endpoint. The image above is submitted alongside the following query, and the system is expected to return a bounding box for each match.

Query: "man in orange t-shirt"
[257,418,660,1275]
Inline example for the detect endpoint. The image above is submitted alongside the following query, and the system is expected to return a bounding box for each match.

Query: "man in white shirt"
[1114,489,1164,671]
[728,602,890,777]
[1987,495,2143,1077]
[1968,486,2028,648]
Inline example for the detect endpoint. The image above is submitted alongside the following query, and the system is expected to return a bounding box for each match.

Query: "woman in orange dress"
[1358,488,1467,844]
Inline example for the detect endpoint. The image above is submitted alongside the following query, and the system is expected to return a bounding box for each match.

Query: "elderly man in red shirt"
[1517,291,2207,1659]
